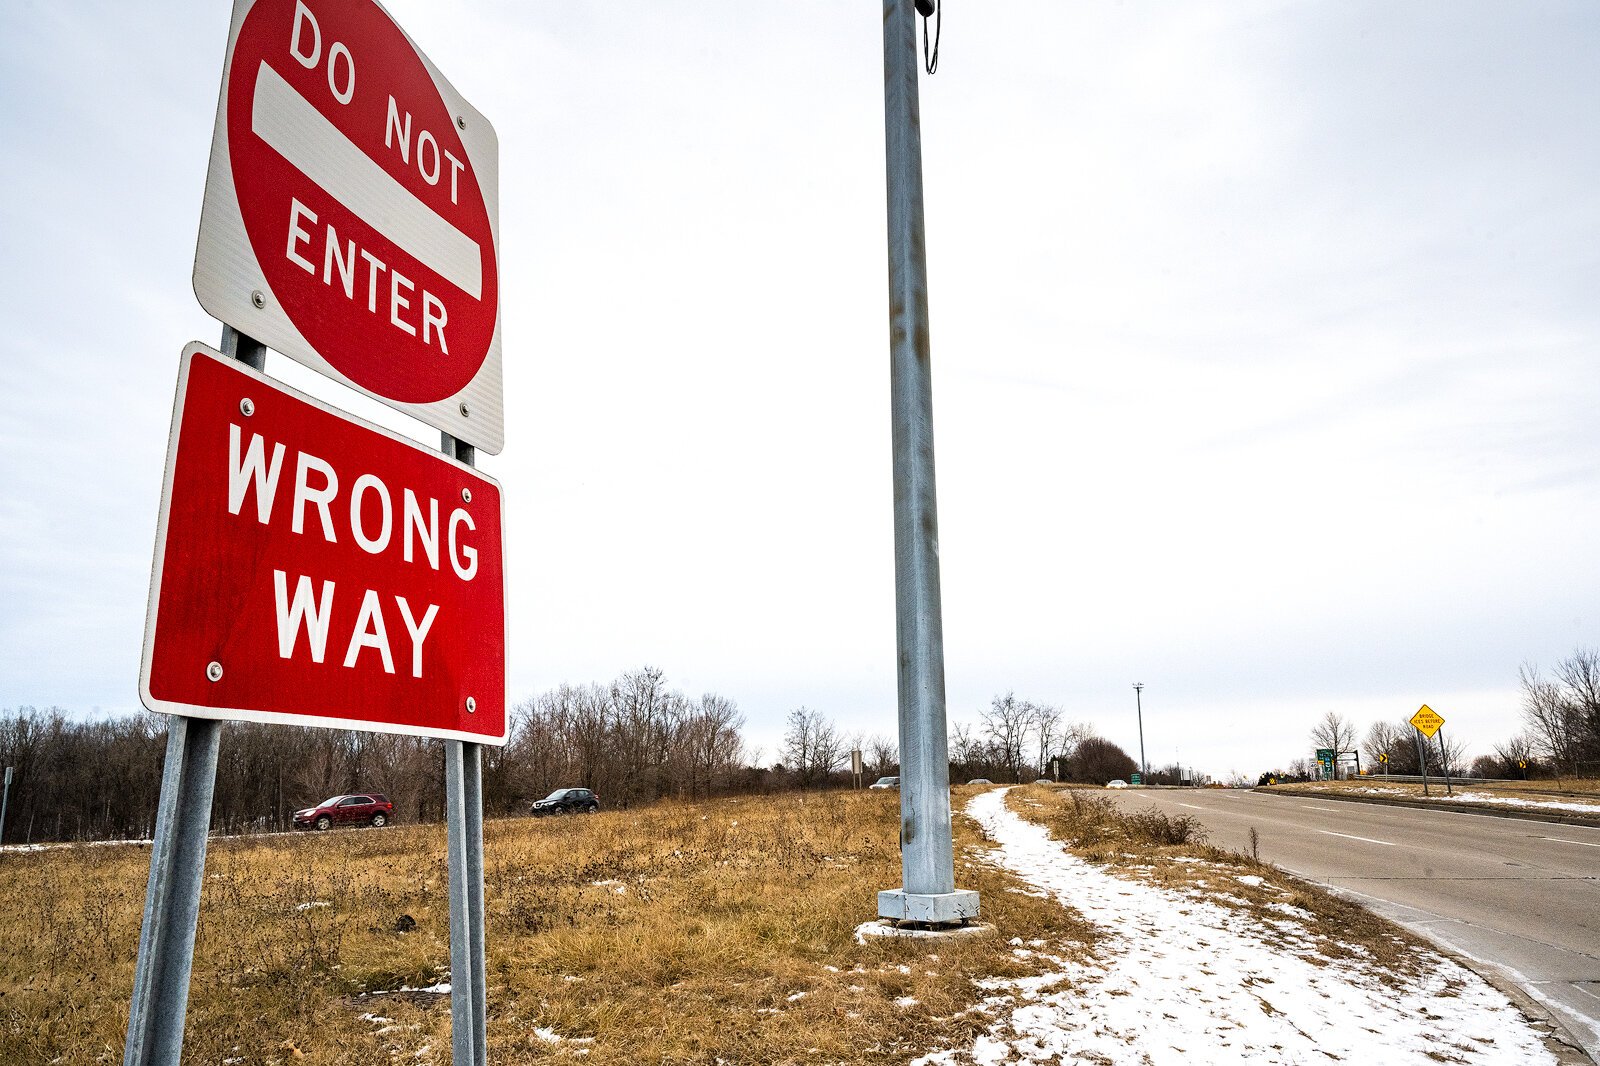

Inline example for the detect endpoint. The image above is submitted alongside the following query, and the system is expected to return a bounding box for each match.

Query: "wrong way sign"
[140,343,507,743]
[194,0,503,453]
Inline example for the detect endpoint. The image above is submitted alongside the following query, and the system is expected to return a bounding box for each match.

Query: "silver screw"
[251,290,266,309]
[461,487,473,504]
[459,402,471,418]
[206,661,224,682]
[456,115,467,130]
[239,397,255,417]
[465,696,477,713]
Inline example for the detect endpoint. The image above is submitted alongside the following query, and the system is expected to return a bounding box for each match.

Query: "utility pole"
[1133,683,1148,783]
[876,0,976,928]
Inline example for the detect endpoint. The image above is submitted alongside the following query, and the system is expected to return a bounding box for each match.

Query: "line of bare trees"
[1273,647,1600,783]
[0,667,752,845]
[948,693,1139,785]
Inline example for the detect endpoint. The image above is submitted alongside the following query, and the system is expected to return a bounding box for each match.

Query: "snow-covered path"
[923,788,1558,1066]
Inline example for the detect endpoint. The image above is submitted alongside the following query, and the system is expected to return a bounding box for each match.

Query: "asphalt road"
[1102,787,1600,1060]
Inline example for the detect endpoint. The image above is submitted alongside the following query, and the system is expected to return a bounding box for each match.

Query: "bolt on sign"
[194,0,503,453]
[1410,704,1444,739]
[140,343,506,743]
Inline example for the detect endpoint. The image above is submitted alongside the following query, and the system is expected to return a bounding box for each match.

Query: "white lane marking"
[1177,803,1203,810]
[1301,805,1339,812]
[251,62,483,299]
[1540,836,1600,848]
[1318,829,1397,847]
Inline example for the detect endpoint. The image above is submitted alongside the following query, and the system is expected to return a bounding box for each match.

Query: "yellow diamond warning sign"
[1410,704,1445,738]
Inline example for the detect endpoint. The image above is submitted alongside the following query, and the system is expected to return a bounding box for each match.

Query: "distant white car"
[967,778,994,785]
[1106,779,1129,789]
[869,776,899,790]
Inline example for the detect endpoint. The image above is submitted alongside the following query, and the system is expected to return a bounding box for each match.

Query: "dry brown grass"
[0,788,1101,1065]
[1005,785,1433,980]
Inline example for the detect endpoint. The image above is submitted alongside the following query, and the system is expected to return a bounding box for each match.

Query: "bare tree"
[1309,711,1359,776]
[982,693,1033,782]
[1032,703,1062,781]
[866,733,898,777]
[781,707,844,786]
[1362,720,1411,773]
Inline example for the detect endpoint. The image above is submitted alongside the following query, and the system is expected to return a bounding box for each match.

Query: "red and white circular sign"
[196,0,503,450]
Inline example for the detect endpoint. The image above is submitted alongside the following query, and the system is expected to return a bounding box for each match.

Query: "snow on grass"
[1351,786,1599,813]
[918,788,1556,1066]
[1449,791,1600,813]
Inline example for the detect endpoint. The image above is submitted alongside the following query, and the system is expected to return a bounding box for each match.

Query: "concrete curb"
[1400,933,1596,1065]
[1252,787,1600,829]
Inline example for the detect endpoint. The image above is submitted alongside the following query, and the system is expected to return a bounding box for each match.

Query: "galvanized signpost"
[1411,704,1444,798]
[1,766,12,846]
[126,2,503,1063]
[875,0,978,928]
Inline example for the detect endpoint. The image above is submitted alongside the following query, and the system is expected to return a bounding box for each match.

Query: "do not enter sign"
[195,0,503,453]
[140,343,507,743]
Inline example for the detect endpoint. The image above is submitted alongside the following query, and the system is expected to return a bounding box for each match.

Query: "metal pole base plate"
[878,888,979,925]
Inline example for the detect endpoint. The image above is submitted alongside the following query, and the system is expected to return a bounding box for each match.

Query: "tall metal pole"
[876,0,976,927]
[124,326,260,1066]
[1133,683,1147,783]
[1,766,12,846]
[443,432,488,1066]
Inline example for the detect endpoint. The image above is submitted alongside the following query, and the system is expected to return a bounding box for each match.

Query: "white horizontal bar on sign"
[250,61,483,300]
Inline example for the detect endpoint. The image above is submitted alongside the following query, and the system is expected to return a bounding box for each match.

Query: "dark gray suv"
[530,787,600,816]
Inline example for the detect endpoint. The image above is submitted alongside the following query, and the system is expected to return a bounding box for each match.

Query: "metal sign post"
[1,766,13,846]
[1414,728,1430,796]
[1410,705,1444,798]
[124,327,259,1066]
[443,430,488,1066]
[876,0,977,928]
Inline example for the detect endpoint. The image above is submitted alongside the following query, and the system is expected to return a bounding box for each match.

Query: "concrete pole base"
[878,888,980,925]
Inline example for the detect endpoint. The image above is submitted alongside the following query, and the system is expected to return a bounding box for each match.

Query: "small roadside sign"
[1377,752,1388,763]
[1410,705,1444,739]
[140,343,507,743]
[194,0,504,453]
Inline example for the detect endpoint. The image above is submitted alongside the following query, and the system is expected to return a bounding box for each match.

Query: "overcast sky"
[2,1,1597,780]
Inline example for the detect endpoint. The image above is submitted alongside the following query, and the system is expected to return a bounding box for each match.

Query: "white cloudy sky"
[1,1,1596,780]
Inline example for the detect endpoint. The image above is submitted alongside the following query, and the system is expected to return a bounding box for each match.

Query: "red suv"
[292,794,394,831]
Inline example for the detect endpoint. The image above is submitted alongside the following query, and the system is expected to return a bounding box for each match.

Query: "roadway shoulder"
[1251,787,1600,829]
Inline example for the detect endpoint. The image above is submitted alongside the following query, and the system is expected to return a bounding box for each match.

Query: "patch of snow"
[1349,787,1598,813]
[917,787,1557,1066]
[533,1027,562,1043]
[294,900,330,911]
[856,921,982,945]
[787,991,808,1002]
[368,981,450,996]
[1235,875,1264,887]
[896,996,920,1008]
[1450,791,1600,813]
